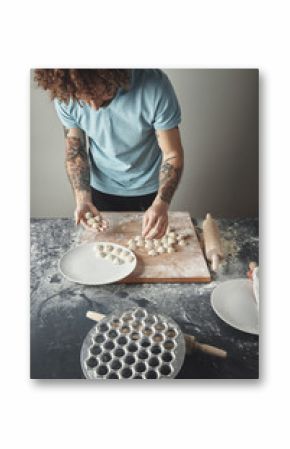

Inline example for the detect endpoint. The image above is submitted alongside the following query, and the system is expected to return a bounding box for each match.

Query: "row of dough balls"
[84,212,107,231]
[127,229,188,256]
[95,244,135,265]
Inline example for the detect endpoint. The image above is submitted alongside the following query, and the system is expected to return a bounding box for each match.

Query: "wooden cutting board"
[81,211,211,283]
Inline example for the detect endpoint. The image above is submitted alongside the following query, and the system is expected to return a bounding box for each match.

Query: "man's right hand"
[75,200,100,225]
[75,192,100,225]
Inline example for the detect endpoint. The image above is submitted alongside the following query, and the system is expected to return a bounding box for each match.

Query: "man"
[34,69,184,239]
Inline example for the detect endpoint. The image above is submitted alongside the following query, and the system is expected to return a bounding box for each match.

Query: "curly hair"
[34,69,131,104]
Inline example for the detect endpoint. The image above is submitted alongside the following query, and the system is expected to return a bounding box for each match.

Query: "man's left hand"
[142,197,168,239]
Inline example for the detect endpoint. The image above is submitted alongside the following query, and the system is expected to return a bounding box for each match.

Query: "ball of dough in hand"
[87,218,95,226]
[85,212,93,220]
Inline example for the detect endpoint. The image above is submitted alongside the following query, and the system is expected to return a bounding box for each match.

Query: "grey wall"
[30,69,258,218]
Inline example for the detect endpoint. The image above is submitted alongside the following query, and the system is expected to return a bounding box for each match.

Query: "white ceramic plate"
[211,279,259,335]
[59,242,137,285]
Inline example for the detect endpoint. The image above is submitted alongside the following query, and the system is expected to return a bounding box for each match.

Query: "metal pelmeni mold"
[80,307,185,379]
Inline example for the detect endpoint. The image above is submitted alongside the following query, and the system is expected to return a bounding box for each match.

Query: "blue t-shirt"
[54,69,181,196]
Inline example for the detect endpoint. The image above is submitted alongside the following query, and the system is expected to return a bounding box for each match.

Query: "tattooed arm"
[142,127,184,239]
[64,127,99,224]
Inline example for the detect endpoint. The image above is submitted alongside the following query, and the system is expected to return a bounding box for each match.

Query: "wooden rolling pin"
[202,213,224,272]
[86,311,227,359]
[183,335,227,358]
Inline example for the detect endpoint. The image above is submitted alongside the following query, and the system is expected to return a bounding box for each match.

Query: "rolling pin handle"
[194,342,227,358]
[211,254,220,272]
[86,311,106,322]
[184,334,227,358]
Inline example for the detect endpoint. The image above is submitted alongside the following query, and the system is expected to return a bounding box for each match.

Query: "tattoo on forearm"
[159,159,183,204]
[63,127,90,193]
[163,155,178,163]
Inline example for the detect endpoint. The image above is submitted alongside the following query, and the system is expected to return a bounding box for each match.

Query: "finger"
[142,214,149,236]
[75,210,81,225]
[150,214,168,239]
[80,218,89,229]
[143,214,158,238]
[89,204,99,217]
[154,219,168,239]
[147,217,166,239]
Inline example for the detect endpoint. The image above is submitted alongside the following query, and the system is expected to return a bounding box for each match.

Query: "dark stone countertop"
[30,217,259,379]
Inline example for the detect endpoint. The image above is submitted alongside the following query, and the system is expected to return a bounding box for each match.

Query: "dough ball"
[92,223,99,229]
[128,241,136,250]
[135,236,145,247]
[113,256,124,265]
[178,239,186,247]
[153,239,160,248]
[87,218,95,226]
[167,237,175,245]
[85,212,93,220]
[157,246,166,254]
[168,231,176,238]
[145,240,154,249]
[167,246,175,254]
[176,234,183,241]
[94,215,102,222]
[121,250,130,258]
[105,244,113,252]
[148,249,158,256]
[123,253,134,263]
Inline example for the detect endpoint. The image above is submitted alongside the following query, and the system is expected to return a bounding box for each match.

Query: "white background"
[1,1,289,448]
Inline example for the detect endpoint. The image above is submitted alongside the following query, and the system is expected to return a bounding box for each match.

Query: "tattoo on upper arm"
[159,160,183,204]
[63,127,90,192]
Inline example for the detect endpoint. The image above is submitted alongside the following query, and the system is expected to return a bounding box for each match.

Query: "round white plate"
[211,279,259,335]
[59,242,137,285]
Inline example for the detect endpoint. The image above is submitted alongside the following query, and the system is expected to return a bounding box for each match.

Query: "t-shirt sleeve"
[54,99,79,129]
[153,72,181,130]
